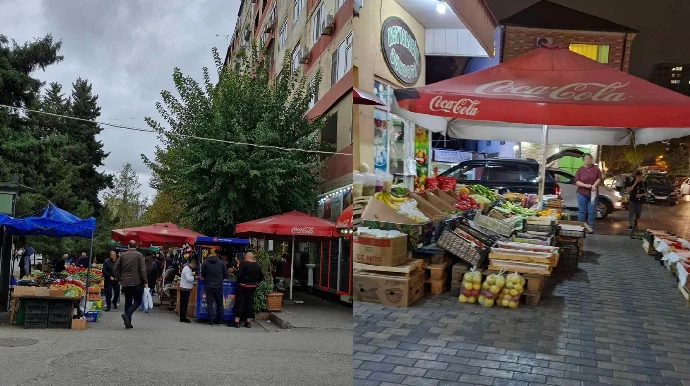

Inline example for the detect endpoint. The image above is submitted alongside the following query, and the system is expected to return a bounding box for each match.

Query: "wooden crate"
[424,279,447,296]
[422,258,450,281]
[488,260,552,276]
[678,282,690,307]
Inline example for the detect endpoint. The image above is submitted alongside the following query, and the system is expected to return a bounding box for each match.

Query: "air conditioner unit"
[353,0,362,16]
[321,14,335,35]
[535,37,553,47]
[299,45,310,64]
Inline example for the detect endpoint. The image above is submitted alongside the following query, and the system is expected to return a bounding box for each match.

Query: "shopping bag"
[141,289,153,312]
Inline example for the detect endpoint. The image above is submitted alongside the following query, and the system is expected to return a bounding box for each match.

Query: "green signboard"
[0,193,13,215]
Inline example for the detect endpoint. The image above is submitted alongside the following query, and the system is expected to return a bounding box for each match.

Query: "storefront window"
[373,108,388,173]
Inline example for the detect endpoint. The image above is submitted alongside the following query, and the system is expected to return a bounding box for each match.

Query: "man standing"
[574,154,602,231]
[179,259,197,323]
[102,251,120,312]
[76,252,89,268]
[20,245,34,279]
[626,170,647,230]
[200,251,227,326]
[114,240,148,329]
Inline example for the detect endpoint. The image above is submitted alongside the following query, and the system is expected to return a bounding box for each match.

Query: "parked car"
[681,177,690,196]
[644,174,677,205]
[440,156,621,219]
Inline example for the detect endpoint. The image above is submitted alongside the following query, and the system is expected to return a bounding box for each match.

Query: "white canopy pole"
[290,235,295,300]
[537,125,549,205]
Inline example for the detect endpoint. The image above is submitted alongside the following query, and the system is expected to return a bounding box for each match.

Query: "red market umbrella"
[235,211,337,300]
[335,205,353,229]
[392,45,690,200]
[111,223,205,248]
[393,45,690,145]
[353,87,385,106]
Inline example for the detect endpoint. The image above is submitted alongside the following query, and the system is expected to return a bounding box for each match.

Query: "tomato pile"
[454,193,480,211]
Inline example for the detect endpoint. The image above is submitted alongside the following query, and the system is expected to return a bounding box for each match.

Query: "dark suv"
[644,174,678,206]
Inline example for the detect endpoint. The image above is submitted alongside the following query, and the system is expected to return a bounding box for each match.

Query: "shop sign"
[381,17,421,86]
[433,149,473,164]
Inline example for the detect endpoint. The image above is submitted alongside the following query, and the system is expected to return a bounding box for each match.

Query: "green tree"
[143,45,327,236]
[141,190,183,225]
[103,162,147,229]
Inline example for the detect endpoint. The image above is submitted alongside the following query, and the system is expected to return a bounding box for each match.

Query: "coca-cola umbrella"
[111,223,205,248]
[335,205,353,229]
[392,45,690,200]
[235,211,337,299]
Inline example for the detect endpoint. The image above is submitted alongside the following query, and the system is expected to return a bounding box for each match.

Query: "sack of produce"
[478,270,505,307]
[499,272,525,309]
[458,268,482,304]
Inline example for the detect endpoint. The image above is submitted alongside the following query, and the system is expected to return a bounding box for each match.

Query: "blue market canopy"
[0,203,95,238]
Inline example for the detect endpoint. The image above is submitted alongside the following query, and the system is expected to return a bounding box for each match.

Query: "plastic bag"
[478,270,505,307]
[140,289,153,312]
[499,272,525,309]
[458,267,482,304]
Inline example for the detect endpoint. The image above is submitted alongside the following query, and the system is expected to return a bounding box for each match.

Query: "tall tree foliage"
[103,162,147,229]
[0,34,112,260]
[143,45,327,235]
[141,190,183,225]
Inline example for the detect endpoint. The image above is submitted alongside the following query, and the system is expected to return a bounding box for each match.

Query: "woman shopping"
[230,252,264,328]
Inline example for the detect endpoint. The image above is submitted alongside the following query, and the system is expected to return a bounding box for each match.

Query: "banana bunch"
[375,191,407,210]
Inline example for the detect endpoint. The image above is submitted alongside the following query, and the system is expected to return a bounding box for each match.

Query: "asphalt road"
[594,194,690,236]
[0,301,353,386]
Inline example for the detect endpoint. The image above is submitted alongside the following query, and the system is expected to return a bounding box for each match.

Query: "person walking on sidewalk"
[200,251,227,326]
[114,240,148,329]
[575,154,602,231]
[103,250,120,312]
[626,170,647,230]
[230,252,264,329]
[179,259,198,323]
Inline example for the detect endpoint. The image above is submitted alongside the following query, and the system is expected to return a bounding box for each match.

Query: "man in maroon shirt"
[574,154,602,231]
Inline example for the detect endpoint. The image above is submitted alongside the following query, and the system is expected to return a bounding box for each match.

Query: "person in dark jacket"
[200,252,227,326]
[102,251,120,311]
[54,254,68,273]
[75,252,89,268]
[148,256,160,294]
[114,240,148,329]
[231,252,264,328]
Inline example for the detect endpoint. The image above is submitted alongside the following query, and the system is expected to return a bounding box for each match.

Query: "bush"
[252,248,284,313]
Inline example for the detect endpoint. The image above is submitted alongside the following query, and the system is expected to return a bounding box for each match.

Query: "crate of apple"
[499,273,525,309]
[458,269,482,304]
[478,273,506,308]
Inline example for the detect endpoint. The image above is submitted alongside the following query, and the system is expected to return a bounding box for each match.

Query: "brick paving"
[353,234,690,386]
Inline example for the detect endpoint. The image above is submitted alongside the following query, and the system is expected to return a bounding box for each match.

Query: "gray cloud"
[1,0,239,199]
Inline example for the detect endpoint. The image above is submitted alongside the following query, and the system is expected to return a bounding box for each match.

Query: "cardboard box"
[49,289,64,297]
[361,197,434,250]
[416,190,454,213]
[353,269,424,307]
[71,318,87,330]
[84,311,100,323]
[13,286,36,296]
[557,220,593,234]
[428,188,457,206]
[86,300,102,311]
[353,234,408,266]
[409,193,446,222]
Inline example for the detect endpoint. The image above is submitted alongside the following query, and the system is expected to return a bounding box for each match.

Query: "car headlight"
[648,189,653,194]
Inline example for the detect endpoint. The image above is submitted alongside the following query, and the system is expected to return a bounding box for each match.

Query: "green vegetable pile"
[469,185,498,202]
[498,200,537,216]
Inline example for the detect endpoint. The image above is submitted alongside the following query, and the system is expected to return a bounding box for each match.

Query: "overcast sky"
[0,0,239,200]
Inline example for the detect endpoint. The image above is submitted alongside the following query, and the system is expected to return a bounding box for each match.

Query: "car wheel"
[596,201,610,220]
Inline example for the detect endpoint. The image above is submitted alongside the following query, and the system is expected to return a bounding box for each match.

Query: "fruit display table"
[9,294,80,328]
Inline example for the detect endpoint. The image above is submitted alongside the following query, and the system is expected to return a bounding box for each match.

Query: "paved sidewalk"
[354,234,690,386]
[271,293,353,330]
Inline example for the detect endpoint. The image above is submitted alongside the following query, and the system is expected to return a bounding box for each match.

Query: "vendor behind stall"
[231,252,264,329]
[179,259,197,323]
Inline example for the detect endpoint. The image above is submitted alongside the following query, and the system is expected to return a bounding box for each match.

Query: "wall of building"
[502,26,635,72]
[463,26,502,74]
[352,0,426,168]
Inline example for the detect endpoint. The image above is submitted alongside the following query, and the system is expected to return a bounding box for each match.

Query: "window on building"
[312,2,325,44]
[568,44,610,64]
[331,32,352,86]
[293,0,304,24]
[309,74,319,109]
[672,66,683,72]
[279,19,287,50]
[671,79,681,84]
[291,45,301,73]
[672,73,681,78]
[320,113,338,162]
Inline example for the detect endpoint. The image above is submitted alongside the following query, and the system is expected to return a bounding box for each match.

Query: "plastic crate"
[49,309,71,321]
[559,228,586,238]
[47,319,71,329]
[24,300,48,315]
[24,313,48,329]
[524,222,557,234]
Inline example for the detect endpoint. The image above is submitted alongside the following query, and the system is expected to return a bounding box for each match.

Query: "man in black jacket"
[102,251,120,311]
[200,252,227,326]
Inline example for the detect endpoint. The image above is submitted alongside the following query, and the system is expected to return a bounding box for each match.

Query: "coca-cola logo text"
[336,220,350,228]
[474,80,629,102]
[429,96,480,116]
[291,227,315,234]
